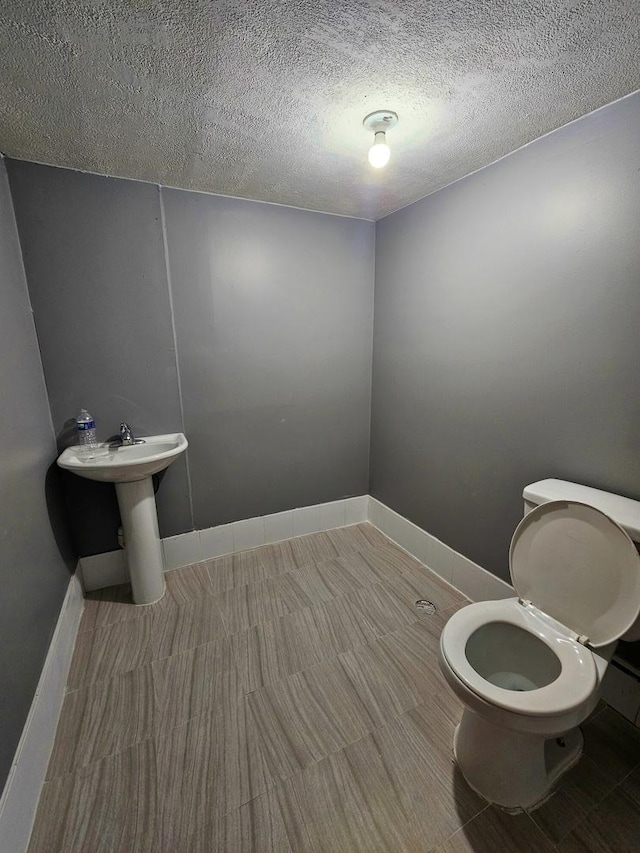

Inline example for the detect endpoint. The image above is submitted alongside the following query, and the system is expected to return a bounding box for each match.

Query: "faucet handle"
[109,422,143,449]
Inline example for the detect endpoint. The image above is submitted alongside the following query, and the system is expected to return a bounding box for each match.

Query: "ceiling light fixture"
[363,110,399,168]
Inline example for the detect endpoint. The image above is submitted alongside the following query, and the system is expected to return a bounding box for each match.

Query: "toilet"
[438,479,640,811]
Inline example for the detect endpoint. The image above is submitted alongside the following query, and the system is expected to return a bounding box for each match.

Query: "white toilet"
[438,479,640,811]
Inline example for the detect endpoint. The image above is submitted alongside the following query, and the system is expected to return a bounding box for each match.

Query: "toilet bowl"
[439,484,640,811]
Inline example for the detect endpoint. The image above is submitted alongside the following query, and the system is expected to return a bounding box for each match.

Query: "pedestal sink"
[57,433,188,605]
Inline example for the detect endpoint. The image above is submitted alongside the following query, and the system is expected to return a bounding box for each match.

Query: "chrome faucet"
[109,422,145,449]
[119,422,135,446]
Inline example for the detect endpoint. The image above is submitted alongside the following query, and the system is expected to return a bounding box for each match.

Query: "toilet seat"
[509,500,640,647]
[440,599,597,717]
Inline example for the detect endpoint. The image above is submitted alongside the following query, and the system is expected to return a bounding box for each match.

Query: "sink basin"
[57,433,188,483]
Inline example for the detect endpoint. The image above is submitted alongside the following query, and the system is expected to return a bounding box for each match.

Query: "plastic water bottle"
[76,409,98,451]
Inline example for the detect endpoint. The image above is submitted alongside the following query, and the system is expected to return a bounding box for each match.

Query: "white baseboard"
[0,571,84,853]
[80,496,369,590]
[367,496,515,603]
[80,494,511,602]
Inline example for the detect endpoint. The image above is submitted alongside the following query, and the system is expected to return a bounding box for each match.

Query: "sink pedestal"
[115,477,165,605]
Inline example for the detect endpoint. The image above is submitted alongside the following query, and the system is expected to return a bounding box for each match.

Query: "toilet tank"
[523,479,640,641]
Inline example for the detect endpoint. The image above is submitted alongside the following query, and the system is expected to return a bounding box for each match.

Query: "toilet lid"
[509,500,640,648]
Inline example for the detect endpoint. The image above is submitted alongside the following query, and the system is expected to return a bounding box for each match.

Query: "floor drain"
[415,599,436,615]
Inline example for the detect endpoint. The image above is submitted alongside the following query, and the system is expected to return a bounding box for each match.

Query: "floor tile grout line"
[611,762,640,800]
[68,609,235,693]
[68,585,450,695]
[523,807,560,849]
[246,686,458,804]
[76,604,155,634]
[44,733,159,785]
[221,548,461,639]
[575,750,627,800]
[78,584,230,639]
[524,810,555,849]
[243,631,460,785]
[79,531,413,639]
[246,685,492,853]
[66,660,150,694]
[210,559,397,639]
[202,528,397,577]
[526,741,637,847]
[47,663,160,778]
[205,548,377,589]
[234,600,458,697]
[151,635,238,669]
[544,764,640,851]
[436,801,492,848]
[83,574,462,657]
[79,525,379,627]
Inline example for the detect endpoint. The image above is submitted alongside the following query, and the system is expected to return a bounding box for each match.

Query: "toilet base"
[453,708,583,811]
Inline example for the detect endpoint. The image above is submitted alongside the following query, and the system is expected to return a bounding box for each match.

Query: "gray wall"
[7,163,191,555]
[7,163,374,552]
[162,190,374,527]
[0,159,73,789]
[371,93,640,582]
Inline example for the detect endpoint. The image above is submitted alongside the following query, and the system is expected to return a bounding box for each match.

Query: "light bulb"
[368,131,390,168]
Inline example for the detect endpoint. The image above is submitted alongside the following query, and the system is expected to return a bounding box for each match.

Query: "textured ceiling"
[1,1,639,220]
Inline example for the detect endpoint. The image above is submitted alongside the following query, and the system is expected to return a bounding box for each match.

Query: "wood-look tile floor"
[28,523,640,852]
